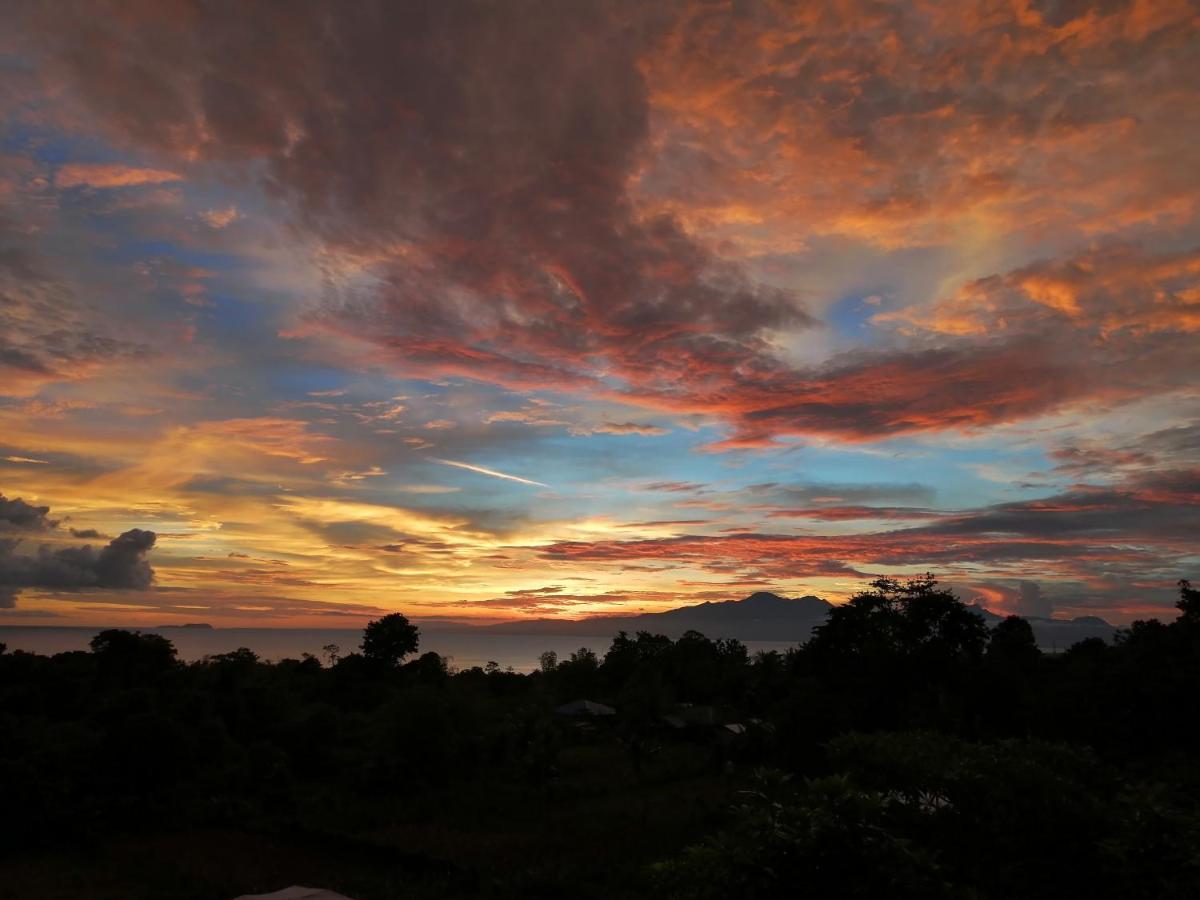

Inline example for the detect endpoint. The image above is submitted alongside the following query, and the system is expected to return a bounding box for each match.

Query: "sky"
[1,0,1197,628]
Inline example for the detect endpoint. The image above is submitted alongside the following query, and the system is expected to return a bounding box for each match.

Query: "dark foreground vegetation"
[3,576,1200,898]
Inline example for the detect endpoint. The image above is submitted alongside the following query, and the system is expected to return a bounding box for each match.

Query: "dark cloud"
[0,528,157,605]
[0,493,56,530]
[93,528,156,589]
[1052,422,1200,478]
[1015,581,1052,619]
[18,3,1199,442]
[538,468,1197,608]
[643,481,707,494]
[766,506,943,522]
[0,221,149,396]
[301,519,412,548]
[22,0,819,420]
[912,471,1199,541]
[9,0,1200,477]
[748,480,937,507]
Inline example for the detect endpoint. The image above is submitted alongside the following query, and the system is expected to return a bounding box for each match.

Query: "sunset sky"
[1,0,1197,628]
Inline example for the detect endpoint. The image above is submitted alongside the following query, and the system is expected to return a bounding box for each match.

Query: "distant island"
[156,623,215,630]
[487,590,1116,647]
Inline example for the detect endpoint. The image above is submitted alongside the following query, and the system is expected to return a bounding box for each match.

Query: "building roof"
[234,887,354,900]
[554,699,616,717]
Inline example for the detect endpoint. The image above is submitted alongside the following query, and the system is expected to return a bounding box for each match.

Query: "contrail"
[433,458,548,487]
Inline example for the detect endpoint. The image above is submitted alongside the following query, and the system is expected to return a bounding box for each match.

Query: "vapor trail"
[433,458,548,487]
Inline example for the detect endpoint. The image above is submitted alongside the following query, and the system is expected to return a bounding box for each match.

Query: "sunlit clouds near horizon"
[1,0,1197,628]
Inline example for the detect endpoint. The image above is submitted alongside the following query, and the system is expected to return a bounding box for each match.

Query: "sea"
[0,626,798,673]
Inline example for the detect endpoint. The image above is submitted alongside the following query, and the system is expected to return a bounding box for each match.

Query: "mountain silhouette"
[487,591,833,641]
[965,604,1117,648]
[487,591,1116,646]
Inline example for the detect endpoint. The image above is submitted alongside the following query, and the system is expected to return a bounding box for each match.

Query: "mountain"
[487,591,1117,648]
[487,591,832,641]
[965,604,1117,648]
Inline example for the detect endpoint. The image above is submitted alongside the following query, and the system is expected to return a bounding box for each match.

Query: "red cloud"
[19,1,1200,445]
[539,470,1199,603]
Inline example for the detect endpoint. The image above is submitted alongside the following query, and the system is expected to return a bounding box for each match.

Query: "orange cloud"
[887,245,1200,339]
[637,0,1200,251]
[55,163,182,189]
[24,1,1198,447]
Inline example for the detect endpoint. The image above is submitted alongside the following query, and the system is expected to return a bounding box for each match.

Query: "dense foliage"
[2,581,1200,898]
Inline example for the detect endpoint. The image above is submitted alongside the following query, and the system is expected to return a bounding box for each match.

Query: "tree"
[806,574,987,665]
[538,649,558,673]
[987,615,1040,664]
[322,642,341,666]
[360,612,419,668]
[1177,579,1200,622]
[555,646,600,697]
[570,646,598,666]
[89,628,177,680]
[209,646,259,666]
[406,650,449,684]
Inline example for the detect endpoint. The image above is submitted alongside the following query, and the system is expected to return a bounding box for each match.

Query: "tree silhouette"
[987,615,1040,664]
[360,612,419,668]
[807,574,988,665]
[1177,579,1199,622]
[4,576,1200,897]
[322,642,341,666]
[89,628,177,681]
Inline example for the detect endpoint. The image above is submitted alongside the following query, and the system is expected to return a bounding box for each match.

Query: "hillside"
[488,591,1116,647]
[487,591,832,641]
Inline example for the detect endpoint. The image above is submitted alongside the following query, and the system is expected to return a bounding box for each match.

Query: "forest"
[2,576,1199,899]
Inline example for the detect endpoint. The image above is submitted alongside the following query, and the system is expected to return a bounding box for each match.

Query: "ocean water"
[0,626,798,673]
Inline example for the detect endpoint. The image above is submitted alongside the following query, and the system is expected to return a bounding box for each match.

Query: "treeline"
[1,577,1199,898]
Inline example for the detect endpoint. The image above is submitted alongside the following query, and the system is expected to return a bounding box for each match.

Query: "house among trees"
[234,887,354,900]
[554,699,616,717]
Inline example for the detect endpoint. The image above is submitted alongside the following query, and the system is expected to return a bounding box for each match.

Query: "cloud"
[0,493,56,530]
[911,471,1199,541]
[766,506,943,522]
[485,406,669,437]
[4,1,1197,626]
[748,480,937,507]
[198,205,241,228]
[21,1,818,422]
[21,3,1199,444]
[882,244,1200,342]
[637,0,1199,250]
[330,465,386,486]
[588,421,670,436]
[54,163,182,189]
[1051,422,1200,479]
[182,418,337,465]
[643,481,706,493]
[536,467,1198,616]
[467,586,673,614]
[1015,581,1052,619]
[0,527,157,606]
[1,226,149,396]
